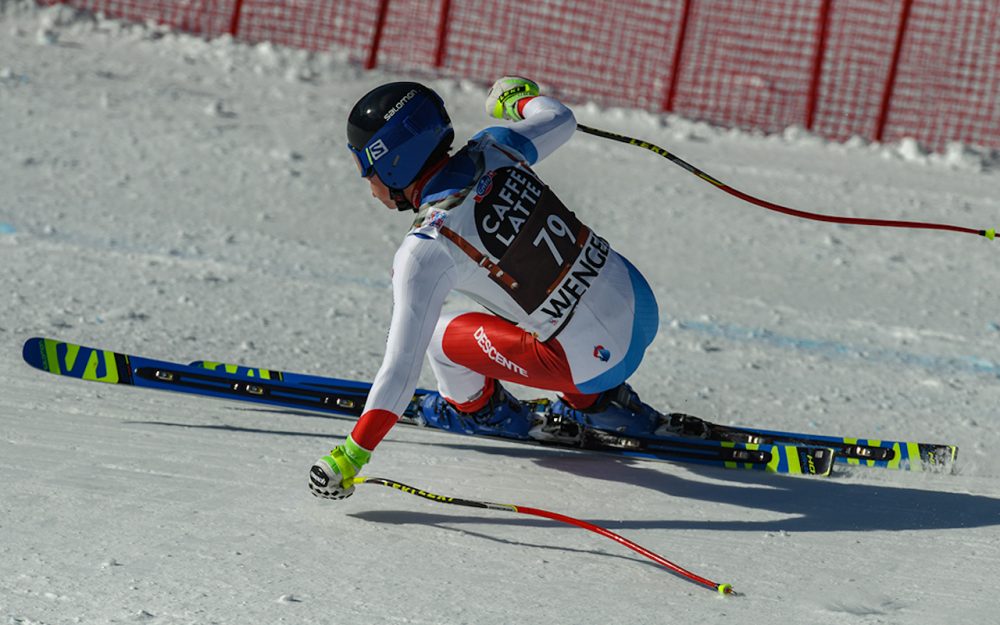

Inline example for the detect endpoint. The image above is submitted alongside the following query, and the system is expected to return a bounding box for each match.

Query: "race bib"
[473,166,602,315]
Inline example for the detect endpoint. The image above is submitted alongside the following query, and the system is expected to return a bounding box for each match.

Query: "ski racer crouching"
[310,77,673,499]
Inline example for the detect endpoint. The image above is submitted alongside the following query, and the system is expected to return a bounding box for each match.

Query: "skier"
[309,77,666,500]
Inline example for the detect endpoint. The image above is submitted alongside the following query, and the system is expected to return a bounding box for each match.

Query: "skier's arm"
[349,234,458,452]
[479,76,576,165]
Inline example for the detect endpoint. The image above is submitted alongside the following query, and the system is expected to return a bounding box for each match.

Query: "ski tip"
[717,583,737,596]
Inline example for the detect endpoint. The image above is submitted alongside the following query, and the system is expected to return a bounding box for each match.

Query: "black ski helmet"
[346,82,454,191]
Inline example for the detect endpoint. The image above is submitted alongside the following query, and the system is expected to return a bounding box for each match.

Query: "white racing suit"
[351,96,659,449]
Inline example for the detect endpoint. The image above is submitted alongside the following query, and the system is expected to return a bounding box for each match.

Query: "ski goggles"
[348,141,377,179]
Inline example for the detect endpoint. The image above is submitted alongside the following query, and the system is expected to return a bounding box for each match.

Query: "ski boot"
[417,382,534,439]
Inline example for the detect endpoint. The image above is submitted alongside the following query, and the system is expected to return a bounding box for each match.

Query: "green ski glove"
[308,435,372,500]
[486,76,540,121]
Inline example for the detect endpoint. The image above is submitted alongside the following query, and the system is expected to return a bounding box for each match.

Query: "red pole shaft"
[516,506,730,593]
[576,123,993,240]
[357,477,735,595]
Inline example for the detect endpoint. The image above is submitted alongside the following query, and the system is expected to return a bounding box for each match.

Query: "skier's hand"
[486,76,540,121]
[308,436,372,500]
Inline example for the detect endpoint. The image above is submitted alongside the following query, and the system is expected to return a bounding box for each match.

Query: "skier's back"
[310,77,662,500]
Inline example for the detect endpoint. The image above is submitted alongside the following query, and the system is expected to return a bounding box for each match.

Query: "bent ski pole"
[354,476,737,596]
[577,123,996,242]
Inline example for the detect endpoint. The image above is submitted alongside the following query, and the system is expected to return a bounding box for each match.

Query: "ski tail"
[706,422,958,472]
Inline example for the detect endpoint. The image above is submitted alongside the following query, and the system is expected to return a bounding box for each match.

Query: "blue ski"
[22,337,834,476]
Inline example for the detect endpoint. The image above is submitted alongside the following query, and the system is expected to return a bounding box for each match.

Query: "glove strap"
[328,436,372,486]
[327,448,357,485]
[343,435,373,468]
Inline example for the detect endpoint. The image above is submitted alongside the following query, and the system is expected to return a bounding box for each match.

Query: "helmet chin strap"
[389,188,416,213]
[384,155,449,213]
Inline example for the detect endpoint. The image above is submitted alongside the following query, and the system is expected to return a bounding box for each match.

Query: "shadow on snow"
[132,412,1000,535]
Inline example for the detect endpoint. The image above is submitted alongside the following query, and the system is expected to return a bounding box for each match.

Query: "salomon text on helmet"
[346,82,454,190]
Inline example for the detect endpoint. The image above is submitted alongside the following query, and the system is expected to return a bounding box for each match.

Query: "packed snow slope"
[2,3,998,624]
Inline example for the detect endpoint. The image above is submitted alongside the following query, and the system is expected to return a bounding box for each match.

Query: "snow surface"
[2,2,999,623]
